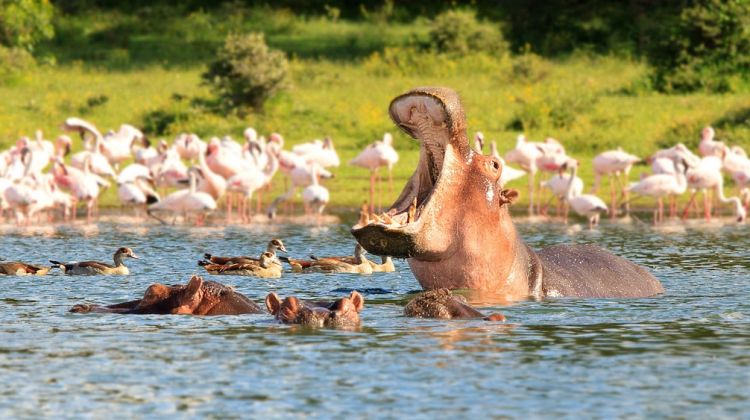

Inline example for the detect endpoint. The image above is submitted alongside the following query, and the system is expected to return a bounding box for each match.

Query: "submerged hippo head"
[265,291,364,328]
[404,289,505,321]
[70,275,261,315]
[351,87,524,291]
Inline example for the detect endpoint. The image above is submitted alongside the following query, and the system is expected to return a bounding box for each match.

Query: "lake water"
[1,215,748,418]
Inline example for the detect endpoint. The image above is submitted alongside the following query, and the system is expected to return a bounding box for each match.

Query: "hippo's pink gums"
[351,87,663,300]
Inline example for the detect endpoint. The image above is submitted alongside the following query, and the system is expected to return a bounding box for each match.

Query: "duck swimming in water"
[0,261,51,276]
[309,252,395,273]
[203,239,287,265]
[281,244,373,274]
[50,247,139,275]
[198,252,282,278]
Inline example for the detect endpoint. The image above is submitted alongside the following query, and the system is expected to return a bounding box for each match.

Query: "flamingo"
[541,159,583,219]
[698,126,725,158]
[302,163,330,220]
[505,135,566,215]
[148,167,217,226]
[592,148,640,217]
[682,157,745,222]
[626,159,687,223]
[564,161,608,229]
[267,161,332,219]
[118,177,160,217]
[62,117,101,150]
[349,132,399,214]
[99,124,141,167]
[505,135,542,215]
[71,136,117,179]
[295,136,340,168]
[51,158,100,221]
[174,133,206,162]
[226,144,279,222]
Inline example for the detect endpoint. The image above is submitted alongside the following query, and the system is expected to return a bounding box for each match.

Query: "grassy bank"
[2,8,750,212]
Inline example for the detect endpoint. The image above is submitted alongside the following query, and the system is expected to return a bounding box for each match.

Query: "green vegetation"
[202,32,289,112]
[1,3,750,211]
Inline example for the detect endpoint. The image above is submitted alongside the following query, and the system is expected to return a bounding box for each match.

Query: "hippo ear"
[265,292,281,315]
[349,291,365,312]
[499,189,519,207]
[186,275,203,296]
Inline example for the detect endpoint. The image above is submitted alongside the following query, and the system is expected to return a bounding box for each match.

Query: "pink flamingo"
[350,132,399,214]
[302,163,329,221]
[698,126,725,158]
[627,159,687,223]
[682,157,745,222]
[174,133,206,162]
[226,144,279,222]
[564,161,608,229]
[592,148,641,217]
[148,167,217,226]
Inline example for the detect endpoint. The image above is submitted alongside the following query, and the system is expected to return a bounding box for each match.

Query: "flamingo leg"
[610,174,617,218]
[527,171,535,216]
[703,190,711,221]
[377,169,383,214]
[681,191,697,220]
[658,197,664,223]
[369,170,376,215]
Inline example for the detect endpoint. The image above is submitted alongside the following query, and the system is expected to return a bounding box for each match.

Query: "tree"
[0,0,54,51]
[650,0,750,92]
[202,32,289,112]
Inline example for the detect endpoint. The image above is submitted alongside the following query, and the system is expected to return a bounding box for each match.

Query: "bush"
[202,32,289,112]
[429,9,508,57]
[0,0,54,51]
[650,0,750,93]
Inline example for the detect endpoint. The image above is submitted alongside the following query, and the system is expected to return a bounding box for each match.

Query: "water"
[1,216,749,418]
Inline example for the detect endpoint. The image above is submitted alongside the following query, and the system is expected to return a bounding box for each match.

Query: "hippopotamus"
[264,291,364,328]
[404,289,505,321]
[351,87,663,300]
[70,275,262,315]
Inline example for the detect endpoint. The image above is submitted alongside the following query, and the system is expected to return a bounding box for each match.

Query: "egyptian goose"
[203,239,287,265]
[198,252,282,278]
[281,244,373,274]
[50,247,139,275]
[0,261,51,276]
[309,252,395,273]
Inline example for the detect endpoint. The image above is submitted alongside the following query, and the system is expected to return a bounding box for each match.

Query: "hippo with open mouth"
[351,87,663,300]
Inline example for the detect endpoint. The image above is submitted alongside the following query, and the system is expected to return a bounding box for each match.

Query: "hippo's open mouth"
[351,91,458,258]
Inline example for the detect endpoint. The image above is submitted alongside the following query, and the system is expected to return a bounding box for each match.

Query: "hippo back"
[203,291,262,315]
[537,244,664,298]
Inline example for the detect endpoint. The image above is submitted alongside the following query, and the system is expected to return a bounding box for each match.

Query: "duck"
[0,261,51,276]
[198,252,282,278]
[281,244,373,274]
[309,252,395,273]
[50,247,139,275]
[203,239,287,265]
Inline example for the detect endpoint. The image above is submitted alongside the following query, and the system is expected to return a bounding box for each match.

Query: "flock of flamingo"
[495,126,749,228]
[0,116,746,229]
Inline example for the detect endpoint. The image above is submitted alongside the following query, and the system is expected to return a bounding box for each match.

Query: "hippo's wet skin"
[404,289,505,321]
[70,275,262,315]
[351,87,663,300]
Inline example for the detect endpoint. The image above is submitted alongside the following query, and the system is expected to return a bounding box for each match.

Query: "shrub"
[429,9,508,57]
[202,32,289,112]
[0,0,54,51]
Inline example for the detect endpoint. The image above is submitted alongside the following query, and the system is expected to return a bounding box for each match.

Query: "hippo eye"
[492,161,500,170]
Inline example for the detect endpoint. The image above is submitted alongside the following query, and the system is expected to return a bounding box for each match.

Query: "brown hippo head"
[265,291,364,328]
[351,87,527,293]
[70,275,261,315]
[404,289,505,321]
